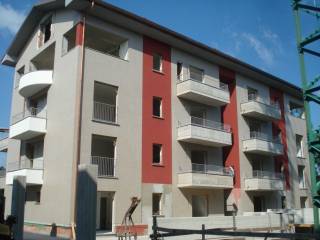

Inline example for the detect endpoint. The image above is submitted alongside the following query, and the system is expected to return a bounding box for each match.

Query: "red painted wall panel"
[142,36,172,184]
[270,88,290,190]
[220,67,241,188]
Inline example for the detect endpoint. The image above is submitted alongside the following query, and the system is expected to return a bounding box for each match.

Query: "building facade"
[0,0,311,235]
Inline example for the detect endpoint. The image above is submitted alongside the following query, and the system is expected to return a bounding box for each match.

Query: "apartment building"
[0,0,311,235]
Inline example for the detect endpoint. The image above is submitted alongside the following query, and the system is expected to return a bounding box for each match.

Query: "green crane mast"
[292,0,320,232]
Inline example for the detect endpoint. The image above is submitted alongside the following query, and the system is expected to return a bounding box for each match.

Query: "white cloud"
[0,3,25,34]
[241,32,274,66]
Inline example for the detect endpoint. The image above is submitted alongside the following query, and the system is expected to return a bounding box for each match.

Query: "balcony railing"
[249,131,281,143]
[11,107,46,125]
[7,157,44,172]
[179,116,231,132]
[0,168,6,177]
[93,101,117,123]
[246,94,280,110]
[91,156,115,177]
[177,73,229,92]
[250,170,283,180]
[181,163,233,176]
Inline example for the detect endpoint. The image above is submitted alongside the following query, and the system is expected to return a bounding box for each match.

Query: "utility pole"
[292,0,320,232]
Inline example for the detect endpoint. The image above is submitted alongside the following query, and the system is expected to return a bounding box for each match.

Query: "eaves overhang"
[2,0,303,98]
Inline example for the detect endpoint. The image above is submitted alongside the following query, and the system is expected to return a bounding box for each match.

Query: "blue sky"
[0,1,319,138]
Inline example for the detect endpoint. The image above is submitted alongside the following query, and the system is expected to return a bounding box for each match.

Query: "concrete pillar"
[11,175,26,240]
[76,164,98,240]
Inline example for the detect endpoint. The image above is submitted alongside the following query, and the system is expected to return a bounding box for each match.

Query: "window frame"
[153,53,163,72]
[152,97,163,118]
[152,193,162,216]
[152,144,162,165]
[296,134,304,158]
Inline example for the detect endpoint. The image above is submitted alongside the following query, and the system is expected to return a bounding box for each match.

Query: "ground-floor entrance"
[97,191,114,231]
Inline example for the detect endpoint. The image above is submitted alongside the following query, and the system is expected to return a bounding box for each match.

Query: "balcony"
[243,131,283,156]
[177,116,232,147]
[9,108,47,140]
[178,163,234,189]
[241,99,281,121]
[244,171,284,191]
[0,129,8,152]
[18,70,53,98]
[93,101,117,124]
[5,157,44,185]
[91,156,115,178]
[176,74,230,106]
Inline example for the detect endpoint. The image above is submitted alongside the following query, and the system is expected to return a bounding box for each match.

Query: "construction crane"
[292,0,320,232]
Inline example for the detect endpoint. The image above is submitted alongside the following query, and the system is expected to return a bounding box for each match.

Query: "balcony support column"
[76,164,98,240]
[11,175,26,240]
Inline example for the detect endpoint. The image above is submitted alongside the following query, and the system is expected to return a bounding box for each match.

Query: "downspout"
[70,14,86,239]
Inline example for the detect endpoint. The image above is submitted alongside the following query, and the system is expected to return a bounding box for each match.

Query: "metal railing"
[246,93,280,109]
[11,107,46,125]
[249,131,281,143]
[6,157,44,172]
[177,73,229,92]
[181,163,233,176]
[0,168,6,177]
[91,156,115,177]
[250,170,283,180]
[179,116,231,132]
[93,101,117,123]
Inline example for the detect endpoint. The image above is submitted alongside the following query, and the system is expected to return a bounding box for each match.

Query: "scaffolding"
[292,0,320,232]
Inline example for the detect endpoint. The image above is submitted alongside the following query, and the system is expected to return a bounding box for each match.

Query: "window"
[38,16,52,48]
[290,102,305,119]
[296,134,304,158]
[281,196,286,209]
[248,87,258,101]
[26,186,41,203]
[62,26,76,54]
[15,66,25,89]
[298,165,306,189]
[153,53,162,72]
[189,66,203,82]
[152,144,162,164]
[153,97,162,117]
[152,193,162,215]
[93,82,118,123]
[253,196,266,212]
[300,197,307,208]
[177,62,183,80]
[191,151,207,172]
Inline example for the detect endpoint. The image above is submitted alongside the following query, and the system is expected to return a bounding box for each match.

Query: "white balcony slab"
[241,101,281,121]
[6,169,43,185]
[178,125,232,147]
[19,70,53,98]
[243,138,283,156]
[178,172,233,189]
[177,80,230,106]
[10,117,46,140]
[245,178,284,191]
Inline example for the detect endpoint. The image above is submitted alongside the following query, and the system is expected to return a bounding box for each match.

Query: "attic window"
[38,16,52,48]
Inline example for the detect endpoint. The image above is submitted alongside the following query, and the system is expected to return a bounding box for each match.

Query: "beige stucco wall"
[5,10,82,226]
[79,16,143,228]
[170,48,226,218]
